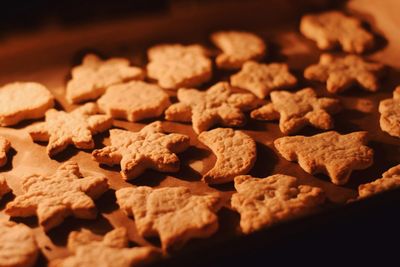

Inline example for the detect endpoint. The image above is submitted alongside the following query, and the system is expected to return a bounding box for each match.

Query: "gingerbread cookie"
[0,220,39,267]
[231,174,325,234]
[198,128,256,184]
[251,88,341,135]
[165,82,259,134]
[379,86,400,138]
[147,44,212,89]
[5,161,109,231]
[274,131,374,185]
[116,186,221,250]
[211,31,266,69]
[300,11,374,54]
[92,121,190,180]
[28,103,112,157]
[358,164,400,199]
[231,61,297,98]
[66,54,144,103]
[0,136,11,167]
[0,82,54,126]
[304,54,385,93]
[0,176,10,200]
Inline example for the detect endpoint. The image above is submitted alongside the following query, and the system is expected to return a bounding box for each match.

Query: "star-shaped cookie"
[358,164,400,199]
[379,86,400,138]
[251,88,341,135]
[92,121,190,180]
[5,161,109,231]
[0,136,11,167]
[304,54,385,93]
[116,186,221,250]
[28,103,113,157]
[165,82,259,134]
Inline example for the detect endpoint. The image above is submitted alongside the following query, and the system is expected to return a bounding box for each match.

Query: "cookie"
[251,88,341,135]
[146,44,212,89]
[379,86,400,138]
[5,161,109,231]
[274,131,374,185]
[28,103,113,157]
[0,136,11,167]
[92,121,190,180]
[231,174,325,234]
[0,220,39,267]
[198,128,256,184]
[165,82,259,134]
[66,54,144,104]
[211,31,266,69]
[230,61,297,99]
[304,54,385,93]
[0,176,10,200]
[97,80,170,122]
[116,186,221,250]
[51,228,160,267]
[300,11,374,53]
[0,82,54,126]
[358,164,400,199]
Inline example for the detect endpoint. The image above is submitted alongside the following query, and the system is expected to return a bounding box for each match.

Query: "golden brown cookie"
[0,136,11,167]
[0,176,10,200]
[379,86,400,138]
[358,164,400,199]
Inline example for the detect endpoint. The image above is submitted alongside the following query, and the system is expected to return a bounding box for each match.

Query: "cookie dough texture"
[379,86,400,138]
[0,136,11,167]
[358,164,400,199]
[0,176,10,200]
[0,82,54,126]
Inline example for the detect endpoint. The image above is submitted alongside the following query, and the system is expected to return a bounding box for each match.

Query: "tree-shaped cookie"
[28,103,113,157]
[300,11,374,53]
[251,88,341,135]
[230,61,297,98]
[165,82,259,134]
[379,86,400,138]
[5,161,109,231]
[231,174,325,234]
[116,186,221,251]
[92,121,190,180]
[66,54,144,103]
[0,136,11,167]
[0,176,10,200]
[52,228,160,267]
[358,164,400,199]
[304,54,385,93]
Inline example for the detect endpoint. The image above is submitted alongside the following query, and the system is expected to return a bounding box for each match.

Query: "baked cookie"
[300,11,374,54]
[251,88,341,135]
[0,136,11,167]
[379,86,400,137]
[198,128,256,184]
[66,54,144,103]
[147,44,212,89]
[0,176,10,200]
[231,61,297,98]
[5,161,109,231]
[211,31,266,69]
[92,121,190,180]
[358,164,400,199]
[0,220,39,267]
[97,81,170,122]
[165,82,259,134]
[304,54,385,93]
[28,103,113,157]
[0,82,54,126]
[274,131,374,185]
[231,174,325,234]
[116,186,221,251]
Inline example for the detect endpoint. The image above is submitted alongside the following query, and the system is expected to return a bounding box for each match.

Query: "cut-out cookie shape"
[198,128,256,184]
[231,174,325,234]
[51,228,160,267]
[165,82,259,134]
[92,121,190,180]
[358,164,400,199]
[147,44,212,89]
[0,176,10,200]
[28,103,113,157]
[251,88,341,135]
[0,136,11,167]
[379,86,400,138]
[274,131,374,185]
[300,11,374,54]
[211,31,266,69]
[231,61,297,99]
[304,54,385,93]
[5,161,109,231]
[97,80,170,122]
[0,220,39,267]
[0,82,54,126]
[116,186,221,250]
[66,54,144,104]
